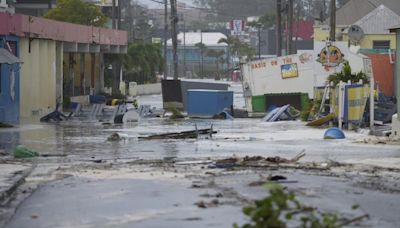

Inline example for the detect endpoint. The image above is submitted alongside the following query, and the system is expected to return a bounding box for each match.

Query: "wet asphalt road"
[2,83,400,227]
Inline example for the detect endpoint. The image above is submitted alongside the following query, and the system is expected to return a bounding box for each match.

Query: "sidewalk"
[0,162,34,205]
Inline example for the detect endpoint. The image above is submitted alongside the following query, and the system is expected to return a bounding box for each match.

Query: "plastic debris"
[324,127,346,139]
[14,145,39,158]
[262,104,299,122]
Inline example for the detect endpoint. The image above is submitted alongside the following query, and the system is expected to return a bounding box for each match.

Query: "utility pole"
[330,0,336,41]
[200,30,204,78]
[170,0,178,80]
[112,0,116,29]
[258,27,261,59]
[163,0,168,79]
[276,0,282,57]
[183,16,186,78]
[287,0,293,54]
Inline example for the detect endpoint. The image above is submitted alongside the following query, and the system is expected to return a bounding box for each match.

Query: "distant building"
[13,0,56,16]
[166,32,228,78]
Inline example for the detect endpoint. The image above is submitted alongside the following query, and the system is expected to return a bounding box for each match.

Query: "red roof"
[0,12,127,46]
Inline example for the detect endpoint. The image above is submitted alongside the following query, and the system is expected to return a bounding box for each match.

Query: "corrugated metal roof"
[0,48,19,64]
[167,32,227,47]
[344,5,400,34]
[335,0,400,25]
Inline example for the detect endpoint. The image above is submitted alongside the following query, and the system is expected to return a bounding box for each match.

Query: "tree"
[45,0,108,27]
[123,43,163,84]
[195,42,207,78]
[206,49,225,80]
[218,37,255,63]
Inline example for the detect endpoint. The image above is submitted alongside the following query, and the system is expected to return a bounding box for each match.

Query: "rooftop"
[335,0,400,25]
[343,5,400,34]
[0,12,127,46]
[167,32,228,47]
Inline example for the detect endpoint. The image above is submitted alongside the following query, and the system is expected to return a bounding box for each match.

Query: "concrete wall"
[20,38,63,118]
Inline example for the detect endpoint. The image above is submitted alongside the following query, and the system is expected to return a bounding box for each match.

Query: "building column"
[91,53,95,95]
[396,30,400,120]
[80,53,85,95]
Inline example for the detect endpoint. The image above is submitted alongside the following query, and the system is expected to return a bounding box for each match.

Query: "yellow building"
[314,1,400,50]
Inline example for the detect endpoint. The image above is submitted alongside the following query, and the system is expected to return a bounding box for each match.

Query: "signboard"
[281,63,299,79]
[230,20,245,36]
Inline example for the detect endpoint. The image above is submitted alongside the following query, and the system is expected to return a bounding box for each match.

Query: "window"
[373,40,390,49]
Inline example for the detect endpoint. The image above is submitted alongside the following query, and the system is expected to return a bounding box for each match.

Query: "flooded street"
[1,84,400,227]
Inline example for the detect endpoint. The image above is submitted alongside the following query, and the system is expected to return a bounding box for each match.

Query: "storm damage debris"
[248,175,297,187]
[212,151,306,168]
[194,199,219,208]
[139,127,217,140]
[14,145,39,158]
[107,132,130,142]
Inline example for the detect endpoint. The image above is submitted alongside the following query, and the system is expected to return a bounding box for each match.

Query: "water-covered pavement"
[1,82,400,227]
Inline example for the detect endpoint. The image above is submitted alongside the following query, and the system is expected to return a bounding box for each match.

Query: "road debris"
[213,151,306,169]
[194,199,219,208]
[107,133,128,142]
[139,127,217,140]
[14,145,39,158]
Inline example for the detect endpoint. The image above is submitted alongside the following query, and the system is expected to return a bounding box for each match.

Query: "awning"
[0,48,19,64]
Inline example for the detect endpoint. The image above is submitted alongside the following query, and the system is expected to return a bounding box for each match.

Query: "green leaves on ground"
[235,183,365,228]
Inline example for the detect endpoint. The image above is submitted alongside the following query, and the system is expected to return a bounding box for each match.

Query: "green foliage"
[45,0,107,27]
[235,183,350,228]
[327,63,369,85]
[218,37,256,62]
[123,43,163,84]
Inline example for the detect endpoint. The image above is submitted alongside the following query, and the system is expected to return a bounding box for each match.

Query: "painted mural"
[281,63,299,79]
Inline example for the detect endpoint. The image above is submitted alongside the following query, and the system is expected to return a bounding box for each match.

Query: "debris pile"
[212,151,306,169]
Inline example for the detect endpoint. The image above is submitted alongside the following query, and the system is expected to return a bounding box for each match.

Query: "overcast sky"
[136,0,195,9]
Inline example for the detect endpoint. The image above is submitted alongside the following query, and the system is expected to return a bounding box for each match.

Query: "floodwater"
[2,82,400,228]
[0,82,399,167]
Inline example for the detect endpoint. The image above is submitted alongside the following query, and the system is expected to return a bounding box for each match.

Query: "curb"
[0,163,36,206]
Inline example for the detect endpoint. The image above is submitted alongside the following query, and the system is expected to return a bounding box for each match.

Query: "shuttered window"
[373,40,390,49]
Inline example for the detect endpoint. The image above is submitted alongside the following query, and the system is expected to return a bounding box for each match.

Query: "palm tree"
[206,49,225,80]
[195,42,207,78]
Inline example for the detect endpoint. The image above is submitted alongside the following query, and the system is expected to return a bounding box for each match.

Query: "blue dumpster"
[187,89,233,118]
